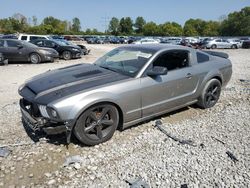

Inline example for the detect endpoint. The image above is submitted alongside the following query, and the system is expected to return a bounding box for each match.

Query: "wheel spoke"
[84,123,97,133]
[212,86,218,94]
[96,126,103,139]
[100,107,110,120]
[211,93,217,100]
[101,119,114,126]
[206,95,212,105]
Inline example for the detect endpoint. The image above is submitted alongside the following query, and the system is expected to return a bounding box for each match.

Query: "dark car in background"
[0,39,58,64]
[56,39,90,55]
[31,39,84,60]
[242,40,250,48]
[64,35,84,41]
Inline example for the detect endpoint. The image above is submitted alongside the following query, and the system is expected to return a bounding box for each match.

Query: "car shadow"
[121,106,191,131]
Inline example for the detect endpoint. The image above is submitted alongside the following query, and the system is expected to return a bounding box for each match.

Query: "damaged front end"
[20,98,74,143]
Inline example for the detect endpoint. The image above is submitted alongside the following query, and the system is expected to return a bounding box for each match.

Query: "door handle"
[186,73,192,79]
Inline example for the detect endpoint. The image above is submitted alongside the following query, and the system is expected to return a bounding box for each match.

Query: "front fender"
[52,91,122,121]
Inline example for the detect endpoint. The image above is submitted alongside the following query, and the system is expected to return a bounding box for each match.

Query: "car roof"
[118,44,191,53]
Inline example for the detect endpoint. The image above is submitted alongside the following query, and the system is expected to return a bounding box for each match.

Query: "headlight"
[72,48,80,52]
[48,107,58,118]
[38,105,58,119]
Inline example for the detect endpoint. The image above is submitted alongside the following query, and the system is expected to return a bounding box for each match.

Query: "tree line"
[0,6,249,36]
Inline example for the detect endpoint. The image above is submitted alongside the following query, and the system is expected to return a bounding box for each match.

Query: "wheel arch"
[211,75,222,84]
[196,71,223,99]
[73,100,124,131]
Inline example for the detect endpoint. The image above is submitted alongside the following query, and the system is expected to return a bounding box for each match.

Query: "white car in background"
[184,37,199,44]
[133,38,159,44]
[18,34,50,42]
[227,38,242,48]
[203,38,239,49]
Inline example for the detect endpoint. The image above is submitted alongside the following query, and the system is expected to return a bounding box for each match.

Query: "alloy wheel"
[204,82,220,107]
[74,104,119,145]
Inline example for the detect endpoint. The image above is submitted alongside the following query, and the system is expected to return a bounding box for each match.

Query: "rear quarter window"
[21,36,27,40]
[197,52,209,63]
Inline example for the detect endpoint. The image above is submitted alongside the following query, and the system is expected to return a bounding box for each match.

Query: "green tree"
[183,19,205,36]
[134,16,146,34]
[160,22,183,36]
[220,6,250,36]
[202,21,220,36]
[0,17,28,33]
[119,17,133,35]
[72,17,81,33]
[41,16,69,34]
[43,16,61,28]
[108,17,120,35]
[142,21,160,36]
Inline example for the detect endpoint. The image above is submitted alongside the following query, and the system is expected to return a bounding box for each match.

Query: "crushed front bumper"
[20,99,74,143]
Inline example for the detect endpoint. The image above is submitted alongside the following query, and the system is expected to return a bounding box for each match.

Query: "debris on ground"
[0,141,35,148]
[239,79,250,83]
[154,119,196,147]
[63,155,84,167]
[181,184,188,188]
[211,136,226,145]
[125,177,150,188]
[226,151,239,163]
[0,147,11,157]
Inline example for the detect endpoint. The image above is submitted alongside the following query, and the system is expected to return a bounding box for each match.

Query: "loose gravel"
[0,46,249,187]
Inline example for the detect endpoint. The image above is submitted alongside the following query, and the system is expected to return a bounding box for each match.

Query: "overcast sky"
[1,0,249,31]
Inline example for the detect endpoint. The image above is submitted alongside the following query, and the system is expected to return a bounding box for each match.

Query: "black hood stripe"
[35,73,112,99]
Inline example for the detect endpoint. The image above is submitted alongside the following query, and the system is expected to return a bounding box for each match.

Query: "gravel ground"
[0,45,249,187]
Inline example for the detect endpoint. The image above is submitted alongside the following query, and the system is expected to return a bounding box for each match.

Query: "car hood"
[19,63,130,104]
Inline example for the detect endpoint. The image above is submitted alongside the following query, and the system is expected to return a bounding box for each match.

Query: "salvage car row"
[80,35,250,49]
[0,35,90,64]
[1,33,250,48]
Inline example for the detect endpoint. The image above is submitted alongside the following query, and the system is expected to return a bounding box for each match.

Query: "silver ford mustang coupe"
[19,44,232,145]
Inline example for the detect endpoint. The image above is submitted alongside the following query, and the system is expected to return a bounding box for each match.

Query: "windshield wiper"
[99,65,118,73]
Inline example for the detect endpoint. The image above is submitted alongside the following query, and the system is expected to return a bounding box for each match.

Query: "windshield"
[94,48,153,77]
[52,40,67,46]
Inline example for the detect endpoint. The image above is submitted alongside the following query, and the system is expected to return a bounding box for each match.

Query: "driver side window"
[152,50,190,71]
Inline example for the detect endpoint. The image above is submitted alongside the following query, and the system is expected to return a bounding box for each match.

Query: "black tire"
[197,79,221,109]
[211,44,217,49]
[74,104,119,146]
[231,44,237,49]
[62,51,72,60]
[30,53,41,64]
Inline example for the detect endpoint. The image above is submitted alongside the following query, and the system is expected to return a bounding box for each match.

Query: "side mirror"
[147,66,168,77]
[17,44,23,49]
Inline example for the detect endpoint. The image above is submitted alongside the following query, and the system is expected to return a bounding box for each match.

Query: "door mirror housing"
[147,66,168,76]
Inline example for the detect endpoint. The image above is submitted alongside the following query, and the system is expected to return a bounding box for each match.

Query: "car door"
[140,50,200,117]
[6,40,27,61]
[215,39,224,48]
[222,39,230,48]
[0,40,9,59]
[44,40,57,50]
